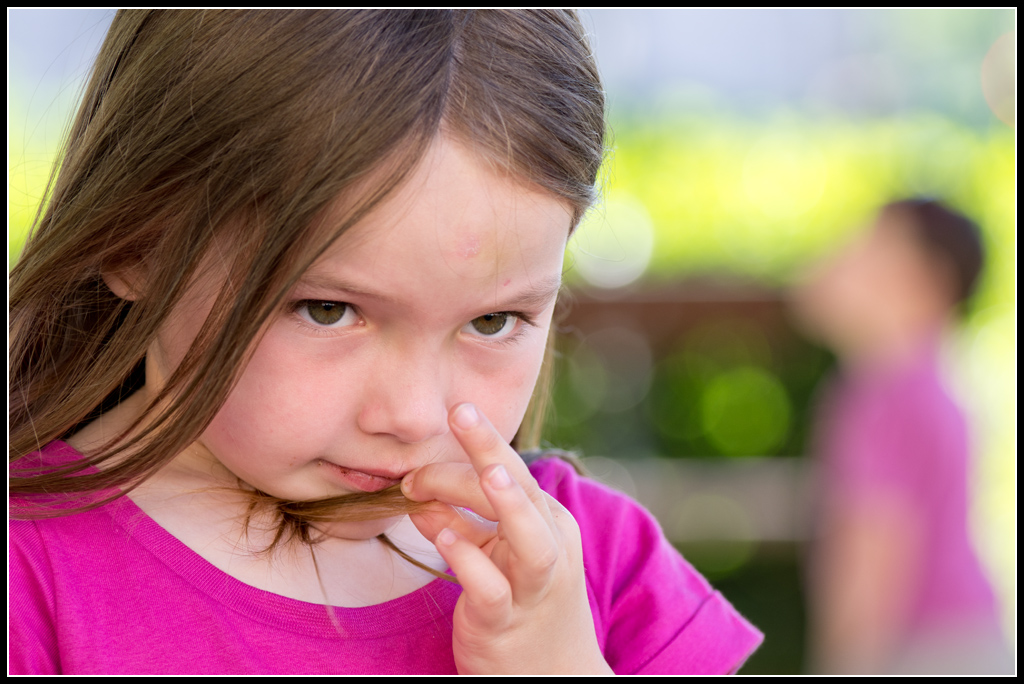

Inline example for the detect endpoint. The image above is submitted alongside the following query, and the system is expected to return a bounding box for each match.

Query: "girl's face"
[149,137,571,534]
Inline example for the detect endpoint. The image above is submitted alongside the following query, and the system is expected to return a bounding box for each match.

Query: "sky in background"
[582,8,1014,124]
[9,9,1015,148]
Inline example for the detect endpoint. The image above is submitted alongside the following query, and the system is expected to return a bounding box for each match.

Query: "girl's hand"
[401,403,613,675]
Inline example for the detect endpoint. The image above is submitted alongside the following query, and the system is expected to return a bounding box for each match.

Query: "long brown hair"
[9,11,605,527]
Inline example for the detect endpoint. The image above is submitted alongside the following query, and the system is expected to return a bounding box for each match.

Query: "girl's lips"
[318,459,403,493]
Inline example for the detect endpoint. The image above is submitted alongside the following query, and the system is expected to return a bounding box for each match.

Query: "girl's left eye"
[295,300,359,328]
[463,312,518,339]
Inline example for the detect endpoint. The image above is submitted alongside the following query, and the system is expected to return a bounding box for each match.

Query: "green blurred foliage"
[11,103,1014,305]
[547,315,834,459]
[581,112,1014,305]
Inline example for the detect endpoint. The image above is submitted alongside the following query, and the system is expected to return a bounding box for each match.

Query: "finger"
[408,500,498,549]
[434,527,512,632]
[401,462,496,520]
[478,462,561,597]
[448,403,555,526]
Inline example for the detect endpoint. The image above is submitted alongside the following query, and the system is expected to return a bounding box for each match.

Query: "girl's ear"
[102,265,147,302]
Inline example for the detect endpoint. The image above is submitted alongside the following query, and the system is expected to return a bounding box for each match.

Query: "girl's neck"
[129,465,447,606]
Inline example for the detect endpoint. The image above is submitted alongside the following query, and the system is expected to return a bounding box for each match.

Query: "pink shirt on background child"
[816,342,1002,653]
[10,441,762,675]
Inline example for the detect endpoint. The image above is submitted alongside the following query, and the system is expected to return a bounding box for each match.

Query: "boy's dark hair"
[883,198,985,307]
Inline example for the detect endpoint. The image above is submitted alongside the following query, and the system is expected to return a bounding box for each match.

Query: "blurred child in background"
[792,199,1011,674]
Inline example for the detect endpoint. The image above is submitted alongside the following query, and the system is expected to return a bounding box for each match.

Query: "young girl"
[9,10,762,675]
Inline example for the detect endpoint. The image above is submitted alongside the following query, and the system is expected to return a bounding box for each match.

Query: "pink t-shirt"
[817,345,999,633]
[10,442,762,675]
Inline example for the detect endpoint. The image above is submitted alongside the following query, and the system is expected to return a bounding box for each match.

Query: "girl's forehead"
[308,137,571,292]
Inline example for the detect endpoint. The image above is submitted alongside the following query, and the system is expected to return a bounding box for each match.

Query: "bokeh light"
[570,194,655,289]
[701,366,792,457]
[980,30,1016,127]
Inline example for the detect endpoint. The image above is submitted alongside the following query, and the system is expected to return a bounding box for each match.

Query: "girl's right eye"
[295,300,359,328]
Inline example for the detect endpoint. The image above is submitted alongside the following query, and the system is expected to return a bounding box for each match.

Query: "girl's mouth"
[317,459,402,493]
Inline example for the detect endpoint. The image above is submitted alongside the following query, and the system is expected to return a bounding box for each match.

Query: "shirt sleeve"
[529,458,763,675]
[9,520,62,675]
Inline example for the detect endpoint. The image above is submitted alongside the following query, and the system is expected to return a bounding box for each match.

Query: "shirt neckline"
[44,440,463,639]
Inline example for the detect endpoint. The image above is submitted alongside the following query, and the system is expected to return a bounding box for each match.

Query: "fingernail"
[488,464,512,489]
[451,403,479,430]
[436,528,456,546]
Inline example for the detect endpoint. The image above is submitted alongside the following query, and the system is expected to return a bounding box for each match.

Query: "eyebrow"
[295,273,400,304]
[490,273,564,311]
[295,272,564,312]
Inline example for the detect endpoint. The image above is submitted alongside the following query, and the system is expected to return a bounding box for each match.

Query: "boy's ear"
[102,265,147,302]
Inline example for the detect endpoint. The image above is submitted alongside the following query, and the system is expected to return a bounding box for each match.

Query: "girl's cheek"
[470,348,547,441]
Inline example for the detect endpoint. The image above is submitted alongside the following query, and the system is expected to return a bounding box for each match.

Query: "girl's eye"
[464,312,517,338]
[296,300,358,328]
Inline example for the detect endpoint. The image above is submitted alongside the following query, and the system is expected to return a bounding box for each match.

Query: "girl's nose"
[356,345,450,444]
